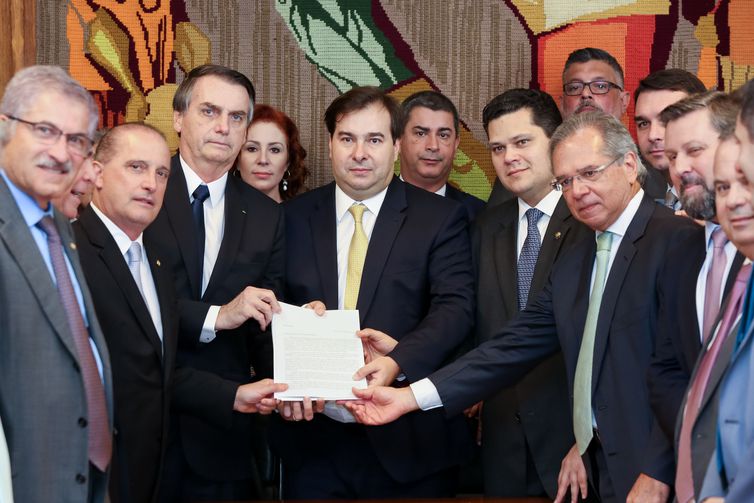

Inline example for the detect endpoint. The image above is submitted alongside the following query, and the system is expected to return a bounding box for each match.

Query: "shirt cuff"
[200,305,221,343]
[410,378,443,411]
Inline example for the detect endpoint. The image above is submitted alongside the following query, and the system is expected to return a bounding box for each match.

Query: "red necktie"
[675,263,752,502]
[37,216,112,471]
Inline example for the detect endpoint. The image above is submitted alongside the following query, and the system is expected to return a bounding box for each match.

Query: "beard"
[680,171,716,220]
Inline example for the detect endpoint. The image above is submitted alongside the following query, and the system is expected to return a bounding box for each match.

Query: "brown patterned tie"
[37,216,112,471]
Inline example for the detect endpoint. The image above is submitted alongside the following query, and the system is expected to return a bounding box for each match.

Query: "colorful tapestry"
[37,0,754,199]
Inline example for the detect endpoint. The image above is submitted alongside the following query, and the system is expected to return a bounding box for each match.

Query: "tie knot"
[711,227,728,249]
[192,184,210,204]
[596,231,613,252]
[525,208,543,227]
[127,242,142,265]
[36,215,60,241]
[349,203,366,223]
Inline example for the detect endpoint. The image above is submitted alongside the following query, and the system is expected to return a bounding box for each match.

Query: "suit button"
[78,417,87,428]
[514,412,521,423]
[76,473,87,484]
[598,405,607,410]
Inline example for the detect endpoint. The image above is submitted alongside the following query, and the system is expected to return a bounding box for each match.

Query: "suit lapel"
[592,195,653,385]
[204,175,244,300]
[700,319,740,409]
[531,197,571,297]
[357,178,407,321]
[492,201,518,315]
[79,209,164,359]
[311,183,339,309]
[164,155,203,299]
[148,244,174,374]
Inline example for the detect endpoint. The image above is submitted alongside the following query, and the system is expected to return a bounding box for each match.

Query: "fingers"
[256,378,288,396]
[351,386,374,400]
[304,300,327,316]
[353,360,378,381]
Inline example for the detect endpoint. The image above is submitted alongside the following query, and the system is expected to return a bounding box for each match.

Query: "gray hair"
[0,65,99,144]
[549,110,647,182]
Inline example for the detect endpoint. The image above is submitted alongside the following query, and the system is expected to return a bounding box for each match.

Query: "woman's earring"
[282,170,291,192]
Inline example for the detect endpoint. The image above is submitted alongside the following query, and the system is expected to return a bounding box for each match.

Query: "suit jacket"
[74,207,179,503]
[473,196,591,498]
[430,195,699,500]
[272,177,474,484]
[144,155,285,480]
[485,178,515,208]
[0,177,114,502]
[650,229,744,440]
[699,319,754,502]
[446,183,485,222]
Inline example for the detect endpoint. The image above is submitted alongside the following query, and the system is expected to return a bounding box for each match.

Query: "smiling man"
[398,91,485,219]
[275,86,475,499]
[145,64,285,501]
[346,111,699,503]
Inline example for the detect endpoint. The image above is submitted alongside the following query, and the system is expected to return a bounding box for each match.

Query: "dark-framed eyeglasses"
[563,80,623,96]
[551,155,625,192]
[6,115,93,157]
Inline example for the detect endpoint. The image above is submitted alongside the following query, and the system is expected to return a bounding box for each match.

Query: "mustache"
[575,100,601,113]
[37,155,73,174]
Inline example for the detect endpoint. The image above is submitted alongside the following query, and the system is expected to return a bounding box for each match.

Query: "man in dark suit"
[472,89,590,498]
[74,124,284,502]
[145,64,286,501]
[0,65,114,502]
[349,110,699,502]
[273,86,474,499]
[648,92,744,460]
[398,90,490,219]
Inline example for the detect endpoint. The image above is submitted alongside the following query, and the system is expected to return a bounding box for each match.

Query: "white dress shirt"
[179,156,227,343]
[694,221,737,339]
[90,203,163,343]
[516,190,561,258]
[0,416,12,503]
[412,189,646,411]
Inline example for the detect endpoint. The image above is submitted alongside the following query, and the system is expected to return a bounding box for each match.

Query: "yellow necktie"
[344,204,368,310]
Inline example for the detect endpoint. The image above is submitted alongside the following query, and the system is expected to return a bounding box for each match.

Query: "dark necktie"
[517,208,543,310]
[191,184,210,286]
[675,263,752,502]
[36,216,111,471]
[664,188,679,210]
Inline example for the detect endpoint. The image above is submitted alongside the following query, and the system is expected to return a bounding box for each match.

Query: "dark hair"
[659,91,740,139]
[172,64,255,121]
[739,78,754,140]
[400,91,459,135]
[94,123,166,165]
[633,69,706,104]
[563,47,624,87]
[239,104,309,200]
[324,86,402,142]
[482,89,562,138]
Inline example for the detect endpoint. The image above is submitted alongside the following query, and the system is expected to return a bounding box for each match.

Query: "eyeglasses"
[7,115,93,157]
[551,155,624,192]
[563,80,623,96]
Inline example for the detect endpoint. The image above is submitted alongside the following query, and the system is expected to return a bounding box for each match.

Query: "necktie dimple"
[36,216,111,471]
[344,204,367,310]
[573,231,613,455]
[191,184,210,286]
[702,227,729,342]
[517,208,544,310]
[675,263,752,502]
[127,242,145,299]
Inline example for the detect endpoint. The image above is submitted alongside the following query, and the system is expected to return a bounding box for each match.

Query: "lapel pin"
[554,231,562,240]
[241,209,247,214]
[69,242,77,250]
[156,259,161,267]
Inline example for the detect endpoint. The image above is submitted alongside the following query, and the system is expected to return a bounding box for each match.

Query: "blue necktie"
[191,184,210,285]
[517,208,543,310]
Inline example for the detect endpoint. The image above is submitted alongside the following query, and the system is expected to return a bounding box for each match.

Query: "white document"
[273,302,367,401]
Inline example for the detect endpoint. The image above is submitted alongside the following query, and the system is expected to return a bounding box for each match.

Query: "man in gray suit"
[0,65,113,502]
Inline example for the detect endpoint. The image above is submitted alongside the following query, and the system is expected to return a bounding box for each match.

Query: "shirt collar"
[90,202,143,255]
[0,169,52,227]
[600,188,645,239]
[335,183,389,223]
[179,154,227,207]
[398,174,446,196]
[517,189,561,222]
[704,220,721,247]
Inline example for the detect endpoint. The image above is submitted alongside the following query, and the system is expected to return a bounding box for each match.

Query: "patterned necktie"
[191,184,210,285]
[344,204,367,310]
[517,208,544,310]
[664,188,679,210]
[36,216,112,471]
[676,263,752,503]
[702,227,729,342]
[573,231,613,455]
[127,242,145,299]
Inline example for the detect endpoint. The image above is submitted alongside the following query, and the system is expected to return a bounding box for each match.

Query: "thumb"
[353,360,378,380]
[352,386,373,400]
